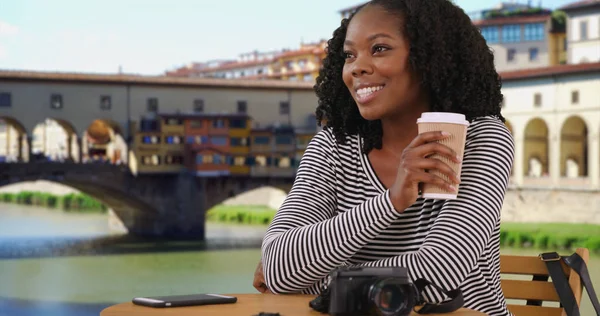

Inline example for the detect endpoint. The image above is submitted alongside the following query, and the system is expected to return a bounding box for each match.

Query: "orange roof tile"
[0,69,314,90]
[500,62,600,81]
[560,0,600,11]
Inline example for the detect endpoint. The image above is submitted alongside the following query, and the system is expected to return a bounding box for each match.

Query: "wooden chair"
[500,247,589,316]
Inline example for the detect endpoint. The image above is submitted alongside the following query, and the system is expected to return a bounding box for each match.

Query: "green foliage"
[0,191,107,213]
[499,222,600,252]
[206,205,277,225]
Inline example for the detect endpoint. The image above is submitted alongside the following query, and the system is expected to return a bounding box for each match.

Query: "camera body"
[327,266,419,316]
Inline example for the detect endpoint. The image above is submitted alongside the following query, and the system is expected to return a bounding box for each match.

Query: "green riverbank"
[0,191,107,213]
[207,205,600,252]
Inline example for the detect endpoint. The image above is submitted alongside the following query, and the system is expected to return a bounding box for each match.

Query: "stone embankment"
[2,182,598,225]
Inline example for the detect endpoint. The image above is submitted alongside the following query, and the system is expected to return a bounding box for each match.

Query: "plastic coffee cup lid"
[416,112,469,126]
[422,193,458,200]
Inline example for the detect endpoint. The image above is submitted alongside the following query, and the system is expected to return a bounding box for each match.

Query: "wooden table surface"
[100,293,485,316]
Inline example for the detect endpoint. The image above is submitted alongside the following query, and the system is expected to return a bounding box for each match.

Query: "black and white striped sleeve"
[358,120,514,303]
[261,129,401,294]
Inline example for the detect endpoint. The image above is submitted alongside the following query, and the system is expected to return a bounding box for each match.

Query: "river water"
[0,204,598,316]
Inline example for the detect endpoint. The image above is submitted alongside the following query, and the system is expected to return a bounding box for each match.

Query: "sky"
[0,0,573,76]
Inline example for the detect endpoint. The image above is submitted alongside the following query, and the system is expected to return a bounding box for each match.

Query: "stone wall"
[502,189,600,224]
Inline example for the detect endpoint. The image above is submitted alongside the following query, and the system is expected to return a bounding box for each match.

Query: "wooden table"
[101,293,485,316]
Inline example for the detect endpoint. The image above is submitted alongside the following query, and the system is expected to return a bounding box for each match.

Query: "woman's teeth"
[356,86,384,98]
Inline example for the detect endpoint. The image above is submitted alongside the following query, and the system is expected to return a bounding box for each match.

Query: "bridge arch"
[83,119,127,164]
[0,116,30,162]
[524,117,549,177]
[31,118,80,162]
[560,115,588,177]
[0,163,161,236]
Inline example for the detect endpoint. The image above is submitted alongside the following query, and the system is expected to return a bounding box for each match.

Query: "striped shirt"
[261,116,514,316]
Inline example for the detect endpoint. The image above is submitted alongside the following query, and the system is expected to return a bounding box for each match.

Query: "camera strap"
[412,278,464,314]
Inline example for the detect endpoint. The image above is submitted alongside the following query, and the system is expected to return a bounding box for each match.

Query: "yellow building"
[228,116,252,175]
[131,114,185,174]
[269,41,326,82]
[549,32,567,65]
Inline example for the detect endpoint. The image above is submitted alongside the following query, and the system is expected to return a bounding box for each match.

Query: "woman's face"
[342,5,424,121]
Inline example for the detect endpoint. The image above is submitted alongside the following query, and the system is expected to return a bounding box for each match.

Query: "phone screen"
[132,293,237,308]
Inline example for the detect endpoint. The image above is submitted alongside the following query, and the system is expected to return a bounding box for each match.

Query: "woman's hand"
[389,131,462,212]
[252,260,271,293]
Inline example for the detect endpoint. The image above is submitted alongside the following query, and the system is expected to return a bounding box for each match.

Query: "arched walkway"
[524,118,549,177]
[31,118,80,162]
[83,119,127,164]
[0,116,29,162]
[560,116,588,178]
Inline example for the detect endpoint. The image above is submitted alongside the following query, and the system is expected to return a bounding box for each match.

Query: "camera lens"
[369,279,414,316]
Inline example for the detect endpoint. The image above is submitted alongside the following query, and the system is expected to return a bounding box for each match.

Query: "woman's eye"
[373,45,388,53]
[343,51,355,59]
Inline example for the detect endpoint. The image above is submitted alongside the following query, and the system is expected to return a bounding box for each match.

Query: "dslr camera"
[318,266,420,316]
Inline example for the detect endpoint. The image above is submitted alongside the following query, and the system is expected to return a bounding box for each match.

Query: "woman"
[254,0,514,315]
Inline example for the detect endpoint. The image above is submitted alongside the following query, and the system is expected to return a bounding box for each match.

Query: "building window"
[529,47,539,61]
[165,135,183,144]
[194,99,204,113]
[164,118,182,125]
[230,137,248,146]
[203,155,214,164]
[237,100,247,114]
[502,24,521,42]
[580,21,588,40]
[276,135,293,145]
[572,90,579,104]
[507,48,516,62]
[50,94,63,109]
[230,119,247,128]
[481,26,499,43]
[524,23,544,41]
[100,95,111,110]
[213,154,223,164]
[165,155,184,164]
[141,155,161,165]
[278,157,291,168]
[0,93,11,107]
[190,120,202,128]
[213,119,225,128]
[254,136,270,145]
[303,74,313,82]
[210,136,227,146]
[255,155,267,166]
[280,101,290,115]
[140,119,159,132]
[234,156,245,166]
[147,98,158,112]
[142,135,160,144]
[534,93,542,107]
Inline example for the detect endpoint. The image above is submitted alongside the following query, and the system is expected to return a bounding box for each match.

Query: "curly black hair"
[314,0,504,154]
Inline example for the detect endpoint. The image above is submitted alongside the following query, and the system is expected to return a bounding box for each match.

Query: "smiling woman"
[256,1,515,316]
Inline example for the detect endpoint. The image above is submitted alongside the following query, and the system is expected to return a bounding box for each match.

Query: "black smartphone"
[132,293,237,308]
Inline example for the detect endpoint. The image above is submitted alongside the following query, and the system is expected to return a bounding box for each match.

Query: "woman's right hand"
[253,260,271,293]
[389,131,462,212]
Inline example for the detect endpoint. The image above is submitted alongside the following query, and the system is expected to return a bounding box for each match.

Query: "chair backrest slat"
[501,279,560,301]
[507,305,563,316]
[500,255,570,275]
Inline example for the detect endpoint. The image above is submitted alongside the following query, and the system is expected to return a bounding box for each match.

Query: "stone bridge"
[0,163,294,239]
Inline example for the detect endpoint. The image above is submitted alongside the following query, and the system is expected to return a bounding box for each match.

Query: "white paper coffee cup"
[417,112,469,200]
